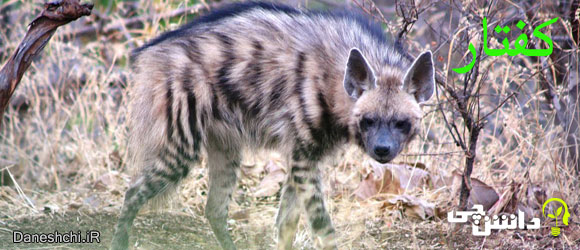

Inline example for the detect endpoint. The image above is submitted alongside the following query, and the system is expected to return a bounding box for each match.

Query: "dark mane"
[132,2,299,56]
[132,1,389,57]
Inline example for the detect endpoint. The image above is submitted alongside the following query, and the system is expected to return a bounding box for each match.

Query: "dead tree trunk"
[0,0,93,128]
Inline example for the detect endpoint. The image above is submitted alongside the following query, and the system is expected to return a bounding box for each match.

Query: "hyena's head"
[344,48,435,163]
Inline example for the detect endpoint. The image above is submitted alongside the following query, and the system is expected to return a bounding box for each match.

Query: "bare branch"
[0,0,93,128]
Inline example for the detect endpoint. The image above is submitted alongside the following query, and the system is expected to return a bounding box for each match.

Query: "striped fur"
[111,2,434,250]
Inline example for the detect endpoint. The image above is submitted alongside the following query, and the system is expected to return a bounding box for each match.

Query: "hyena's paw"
[316,232,338,250]
[110,230,129,250]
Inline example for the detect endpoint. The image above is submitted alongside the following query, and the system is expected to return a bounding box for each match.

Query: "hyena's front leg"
[276,157,337,250]
[205,146,240,250]
[276,183,300,250]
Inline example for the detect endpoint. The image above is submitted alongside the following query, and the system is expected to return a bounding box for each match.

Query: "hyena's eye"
[395,120,411,134]
[359,117,375,131]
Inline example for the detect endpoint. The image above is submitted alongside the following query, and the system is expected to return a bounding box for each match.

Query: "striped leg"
[276,184,300,250]
[205,146,240,250]
[277,154,337,250]
[111,147,195,250]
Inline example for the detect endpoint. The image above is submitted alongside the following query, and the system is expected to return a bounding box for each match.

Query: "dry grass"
[0,0,579,249]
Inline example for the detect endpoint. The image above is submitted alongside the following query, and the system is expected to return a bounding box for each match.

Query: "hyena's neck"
[284,44,359,148]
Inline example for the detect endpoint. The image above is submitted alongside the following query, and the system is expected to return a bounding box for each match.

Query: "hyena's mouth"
[368,150,396,164]
[372,156,394,164]
[367,145,399,164]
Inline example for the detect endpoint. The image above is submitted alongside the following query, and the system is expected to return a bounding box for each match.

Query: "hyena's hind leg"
[204,144,241,250]
[111,146,199,250]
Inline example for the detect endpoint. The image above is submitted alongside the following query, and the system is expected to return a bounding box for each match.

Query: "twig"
[351,0,389,25]
[477,92,516,124]
[569,0,579,46]
[400,151,465,157]
[395,0,418,40]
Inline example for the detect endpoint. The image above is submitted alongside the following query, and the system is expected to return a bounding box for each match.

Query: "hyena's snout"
[361,122,406,164]
[369,132,400,163]
[372,141,398,163]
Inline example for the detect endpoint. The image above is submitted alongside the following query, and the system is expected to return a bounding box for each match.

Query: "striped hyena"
[111,2,434,250]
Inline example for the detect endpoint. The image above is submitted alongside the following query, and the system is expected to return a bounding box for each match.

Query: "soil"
[0,212,221,250]
[0,211,577,249]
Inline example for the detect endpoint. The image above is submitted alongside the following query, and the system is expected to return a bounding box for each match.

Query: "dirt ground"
[0,212,220,250]
[1,210,578,249]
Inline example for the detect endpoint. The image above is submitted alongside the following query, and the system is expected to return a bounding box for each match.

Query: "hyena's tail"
[111,53,202,250]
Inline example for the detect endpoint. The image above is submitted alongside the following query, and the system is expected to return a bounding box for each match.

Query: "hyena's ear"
[343,48,376,100]
[403,51,435,103]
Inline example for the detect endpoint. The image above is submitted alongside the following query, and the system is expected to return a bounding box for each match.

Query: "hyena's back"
[114,2,411,250]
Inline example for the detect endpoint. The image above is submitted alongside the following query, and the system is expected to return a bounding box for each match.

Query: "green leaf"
[548,214,556,219]
[556,207,562,216]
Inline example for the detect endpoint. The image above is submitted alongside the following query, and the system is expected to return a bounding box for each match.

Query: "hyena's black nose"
[374,145,391,157]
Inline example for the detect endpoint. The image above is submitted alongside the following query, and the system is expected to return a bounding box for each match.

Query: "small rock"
[68,202,82,210]
[43,204,59,214]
